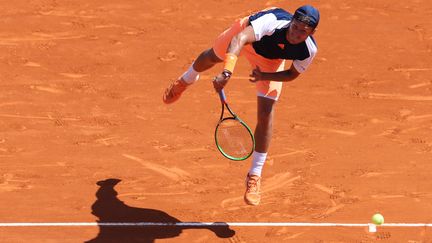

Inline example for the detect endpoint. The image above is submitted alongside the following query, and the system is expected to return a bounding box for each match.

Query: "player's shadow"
[85,178,235,243]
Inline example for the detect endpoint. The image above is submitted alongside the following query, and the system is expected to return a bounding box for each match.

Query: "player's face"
[287,19,315,44]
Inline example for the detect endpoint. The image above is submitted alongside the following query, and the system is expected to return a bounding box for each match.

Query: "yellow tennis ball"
[372,213,384,225]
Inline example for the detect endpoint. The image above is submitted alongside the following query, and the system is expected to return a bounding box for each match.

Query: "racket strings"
[216,119,253,159]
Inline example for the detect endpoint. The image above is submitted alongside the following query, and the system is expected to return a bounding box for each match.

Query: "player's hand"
[249,66,263,82]
[213,70,231,92]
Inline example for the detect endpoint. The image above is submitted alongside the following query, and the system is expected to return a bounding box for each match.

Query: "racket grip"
[218,89,227,104]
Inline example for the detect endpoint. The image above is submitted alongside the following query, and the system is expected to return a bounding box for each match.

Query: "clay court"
[1,0,432,242]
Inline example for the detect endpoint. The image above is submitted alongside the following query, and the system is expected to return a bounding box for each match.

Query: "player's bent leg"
[163,16,247,104]
[163,48,222,104]
[193,48,223,72]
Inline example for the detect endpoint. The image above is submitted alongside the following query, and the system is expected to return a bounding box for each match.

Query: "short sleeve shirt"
[248,8,318,73]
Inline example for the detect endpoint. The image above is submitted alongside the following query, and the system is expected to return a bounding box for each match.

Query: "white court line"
[0,222,431,227]
[391,68,432,72]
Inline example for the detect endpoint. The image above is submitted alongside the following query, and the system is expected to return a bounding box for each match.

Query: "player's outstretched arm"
[249,63,301,82]
[213,26,256,92]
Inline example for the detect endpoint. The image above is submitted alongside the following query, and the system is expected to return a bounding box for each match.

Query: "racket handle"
[218,89,227,104]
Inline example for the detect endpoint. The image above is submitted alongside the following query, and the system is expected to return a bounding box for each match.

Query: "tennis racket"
[214,89,255,161]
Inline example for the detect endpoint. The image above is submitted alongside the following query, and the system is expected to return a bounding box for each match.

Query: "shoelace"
[165,80,185,98]
[246,177,260,193]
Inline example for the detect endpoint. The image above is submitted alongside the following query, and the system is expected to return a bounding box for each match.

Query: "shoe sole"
[244,195,260,206]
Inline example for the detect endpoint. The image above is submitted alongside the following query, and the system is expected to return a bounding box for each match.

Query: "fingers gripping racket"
[214,89,255,161]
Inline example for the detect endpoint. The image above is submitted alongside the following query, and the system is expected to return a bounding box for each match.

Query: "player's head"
[287,5,320,44]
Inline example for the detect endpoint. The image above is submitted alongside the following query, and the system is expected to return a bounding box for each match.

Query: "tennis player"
[163,5,320,206]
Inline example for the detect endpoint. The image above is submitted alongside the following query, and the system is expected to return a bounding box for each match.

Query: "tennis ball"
[372,213,384,225]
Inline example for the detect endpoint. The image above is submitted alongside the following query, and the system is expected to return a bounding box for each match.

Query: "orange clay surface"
[1,0,432,242]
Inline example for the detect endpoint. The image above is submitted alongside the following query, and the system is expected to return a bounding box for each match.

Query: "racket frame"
[214,90,255,161]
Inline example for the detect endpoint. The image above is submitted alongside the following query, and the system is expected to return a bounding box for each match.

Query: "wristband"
[223,53,238,74]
